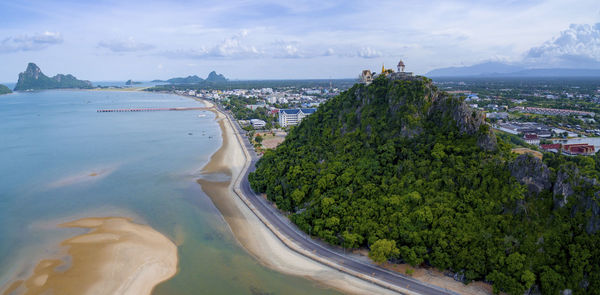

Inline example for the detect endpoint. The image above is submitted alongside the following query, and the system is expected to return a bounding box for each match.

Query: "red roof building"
[563,144,595,155]
[524,133,539,140]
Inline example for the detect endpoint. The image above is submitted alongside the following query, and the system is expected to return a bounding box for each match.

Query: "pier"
[97,107,210,113]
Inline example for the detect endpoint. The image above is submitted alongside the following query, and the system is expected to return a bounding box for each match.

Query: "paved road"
[220,107,457,295]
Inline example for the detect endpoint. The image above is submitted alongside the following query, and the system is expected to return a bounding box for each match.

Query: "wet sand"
[197,106,398,295]
[1,217,177,295]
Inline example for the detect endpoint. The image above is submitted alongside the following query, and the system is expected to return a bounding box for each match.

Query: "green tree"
[369,239,399,264]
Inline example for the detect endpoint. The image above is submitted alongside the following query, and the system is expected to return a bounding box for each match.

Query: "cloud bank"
[524,23,600,68]
[98,37,155,52]
[0,32,63,53]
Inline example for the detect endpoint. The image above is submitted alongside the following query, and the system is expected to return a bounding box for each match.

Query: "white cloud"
[357,47,382,59]
[524,23,600,68]
[164,32,311,59]
[98,37,155,52]
[0,32,63,53]
[164,31,260,59]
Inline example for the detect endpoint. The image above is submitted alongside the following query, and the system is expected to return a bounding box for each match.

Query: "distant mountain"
[125,79,142,85]
[155,75,203,84]
[0,84,12,95]
[153,71,228,84]
[426,62,524,77]
[14,63,92,91]
[427,62,600,77]
[205,71,228,83]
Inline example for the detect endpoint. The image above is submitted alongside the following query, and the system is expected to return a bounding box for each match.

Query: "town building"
[486,112,508,119]
[523,133,540,145]
[250,119,266,129]
[246,103,266,110]
[540,144,562,153]
[360,60,413,85]
[563,144,596,156]
[515,107,595,117]
[278,108,317,127]
[360,70,373,85]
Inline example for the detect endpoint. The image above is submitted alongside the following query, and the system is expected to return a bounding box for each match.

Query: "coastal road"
[219,106,458,295]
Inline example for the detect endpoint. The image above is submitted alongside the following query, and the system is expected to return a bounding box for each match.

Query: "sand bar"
[1,217,177,295]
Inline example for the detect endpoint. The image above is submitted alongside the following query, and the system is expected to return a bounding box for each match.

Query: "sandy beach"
[196,104,399,295]
[1,217,177,295]
[196,97,499,295]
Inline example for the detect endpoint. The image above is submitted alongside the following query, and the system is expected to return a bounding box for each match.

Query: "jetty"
[97,107,210,113]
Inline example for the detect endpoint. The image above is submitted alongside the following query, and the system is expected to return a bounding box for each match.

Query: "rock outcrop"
[552,162,600,234]
[428,91,497,151]
[509,154,551,194]
[14,63,92,91]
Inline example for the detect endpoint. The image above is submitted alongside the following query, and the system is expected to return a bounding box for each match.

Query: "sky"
[0,0,599,82]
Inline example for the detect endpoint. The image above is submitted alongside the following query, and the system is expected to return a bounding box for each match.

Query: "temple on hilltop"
[360,60,413,84]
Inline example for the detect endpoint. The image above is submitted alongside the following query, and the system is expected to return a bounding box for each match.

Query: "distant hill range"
[13,63,93,91]
[0,84,12,95]
[152,71,228,84]
[427,62,600,77]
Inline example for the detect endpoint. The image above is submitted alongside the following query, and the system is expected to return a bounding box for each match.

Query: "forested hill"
[13,63,92,91]
[249,75,600,294]
[0,84,12,95]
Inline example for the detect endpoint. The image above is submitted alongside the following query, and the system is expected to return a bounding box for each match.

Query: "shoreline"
[195,96,496,295]
[1,217,178,295]
[194,98,400,295]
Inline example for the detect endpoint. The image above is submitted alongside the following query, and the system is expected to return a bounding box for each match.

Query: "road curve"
[219,105,459,295]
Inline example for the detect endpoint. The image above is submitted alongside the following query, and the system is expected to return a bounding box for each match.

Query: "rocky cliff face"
[509,158,600,234]
[553,164,600,234]
[428,89,497,151]
[14,63,92,91]
[509,154,551,194]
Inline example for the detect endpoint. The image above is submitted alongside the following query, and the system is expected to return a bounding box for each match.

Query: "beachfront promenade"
[97,107,210,112]
[219,104,457,295]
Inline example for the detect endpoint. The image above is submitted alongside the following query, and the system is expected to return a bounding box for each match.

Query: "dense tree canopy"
[249,76,600,294]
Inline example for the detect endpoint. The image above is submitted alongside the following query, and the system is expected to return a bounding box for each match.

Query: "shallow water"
[0,90,340,295]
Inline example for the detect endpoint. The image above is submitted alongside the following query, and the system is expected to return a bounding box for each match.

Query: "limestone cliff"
[509,154,551,194]
[14,63,92,91]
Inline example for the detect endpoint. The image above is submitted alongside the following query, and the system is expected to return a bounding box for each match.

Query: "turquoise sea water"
[0,90,340,295]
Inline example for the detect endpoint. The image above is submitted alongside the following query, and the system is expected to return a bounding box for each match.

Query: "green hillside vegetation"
[14,63,92,91]
[249,75,600,294]
[0,84,12,95]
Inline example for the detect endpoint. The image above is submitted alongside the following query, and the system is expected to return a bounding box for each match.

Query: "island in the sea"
[125,79,142,85]
[13,63,93,91]
[0,84,12,95]
[152,71,228,84]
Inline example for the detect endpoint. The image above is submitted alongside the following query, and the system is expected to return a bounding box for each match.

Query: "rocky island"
[152,71,228,84]
[125,79,142,85]
[13,63,93,91]
[205,71,228,83]
[0,84,12,95]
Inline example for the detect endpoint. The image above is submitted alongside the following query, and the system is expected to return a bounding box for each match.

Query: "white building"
[250,119,266,129]
[278,108,316,127]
